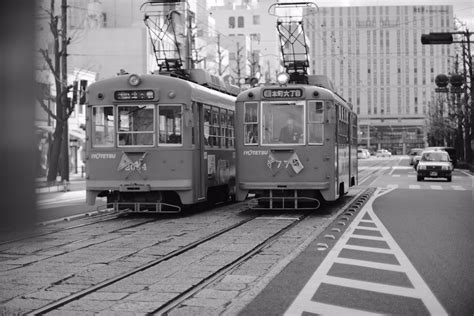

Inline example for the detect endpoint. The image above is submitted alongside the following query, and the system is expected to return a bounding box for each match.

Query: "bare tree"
[36,0,73,183]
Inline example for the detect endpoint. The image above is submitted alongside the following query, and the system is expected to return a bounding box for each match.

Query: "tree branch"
[35,95,58,121]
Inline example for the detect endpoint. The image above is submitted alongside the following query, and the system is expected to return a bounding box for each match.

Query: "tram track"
[26,213,259,315]
[25,190,374,315]
[0,210,121,247]
[0,198,241,248]
[0,208,174,250]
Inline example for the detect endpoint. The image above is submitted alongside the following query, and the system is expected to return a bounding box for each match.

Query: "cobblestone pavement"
[0,189,361,314]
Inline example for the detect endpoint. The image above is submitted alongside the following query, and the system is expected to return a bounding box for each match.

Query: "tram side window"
[308,101,324,145]
[92,106,115,147]
[118,105,155,147]
[220,109,227,147]
[209,107,220,147]
[227,110,235,147]
[204,106,211,145]
[244,102,258,145]
[159,105,182,145]
[337,106,349,144]
[351,114,358,145]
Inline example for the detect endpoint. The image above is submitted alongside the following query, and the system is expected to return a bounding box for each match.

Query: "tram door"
[194,102,206,201]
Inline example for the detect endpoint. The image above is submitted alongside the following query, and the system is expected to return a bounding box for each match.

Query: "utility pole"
[217,34,222,75]
[236,42,242,87]
[60,0,69,182]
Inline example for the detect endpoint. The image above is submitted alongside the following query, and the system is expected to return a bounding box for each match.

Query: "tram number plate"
[430,171,437,176]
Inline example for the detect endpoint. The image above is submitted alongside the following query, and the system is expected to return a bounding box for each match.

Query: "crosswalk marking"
[302,301,381,316]
[351,234,386,241]
[334,257,405,272]
[378,184,469,191]
[343,244,394,254]
[324,275,418,297]
[355,226,379,231]
[284,188,447,316]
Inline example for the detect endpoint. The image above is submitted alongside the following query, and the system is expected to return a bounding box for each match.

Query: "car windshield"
[421,152,449,162]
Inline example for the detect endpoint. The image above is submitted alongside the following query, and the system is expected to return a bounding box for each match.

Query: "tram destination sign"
[114,90,155,100]
[262,88,303,99]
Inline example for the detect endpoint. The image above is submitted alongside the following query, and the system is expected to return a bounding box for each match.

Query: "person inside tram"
[279,118,302,143]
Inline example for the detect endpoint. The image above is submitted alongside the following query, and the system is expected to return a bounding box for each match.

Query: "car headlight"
[441,165,451,171]
[418,165,426,170]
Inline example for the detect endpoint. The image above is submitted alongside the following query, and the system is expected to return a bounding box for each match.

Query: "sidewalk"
[36,173,85,194]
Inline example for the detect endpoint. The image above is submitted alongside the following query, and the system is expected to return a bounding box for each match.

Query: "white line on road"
[284,188,447,316]
[334,257,404,272]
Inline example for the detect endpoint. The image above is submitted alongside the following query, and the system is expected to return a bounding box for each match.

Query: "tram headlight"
[276,72,290,85]
[128,74,141,86]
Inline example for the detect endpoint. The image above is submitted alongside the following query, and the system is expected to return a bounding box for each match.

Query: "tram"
[234,0,357,210]
[235,74,358,209]
[85,70,238,212]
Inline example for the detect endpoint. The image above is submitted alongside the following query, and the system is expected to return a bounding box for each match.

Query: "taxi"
[416,149,453,182]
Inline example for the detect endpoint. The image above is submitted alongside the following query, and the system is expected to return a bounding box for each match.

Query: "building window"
[253,15,260,25]
[238,16,244,28]
[229,16,235,29]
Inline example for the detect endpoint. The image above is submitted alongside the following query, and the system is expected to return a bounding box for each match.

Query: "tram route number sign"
[262,88,303,99]
[115,90,155,100]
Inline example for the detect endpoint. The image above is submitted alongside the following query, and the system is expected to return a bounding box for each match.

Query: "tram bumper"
[240,182,329,210]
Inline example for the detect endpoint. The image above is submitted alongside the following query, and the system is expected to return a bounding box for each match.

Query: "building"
[210,0,281,84]
[304,5,453,154]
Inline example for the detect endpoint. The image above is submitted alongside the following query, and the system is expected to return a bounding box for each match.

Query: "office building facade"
[304,5,453,154]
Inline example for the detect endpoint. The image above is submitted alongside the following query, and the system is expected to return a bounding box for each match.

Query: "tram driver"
[279,118,302,143]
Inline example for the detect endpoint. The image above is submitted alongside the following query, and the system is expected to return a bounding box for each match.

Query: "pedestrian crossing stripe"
[383,184,466,191]
[284,188,447,316]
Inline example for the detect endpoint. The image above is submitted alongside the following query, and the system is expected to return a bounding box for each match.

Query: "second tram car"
[85,70,238,212]
[235,74,358,209]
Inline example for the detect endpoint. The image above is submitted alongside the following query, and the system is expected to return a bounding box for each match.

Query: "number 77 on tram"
[234,74,358,210]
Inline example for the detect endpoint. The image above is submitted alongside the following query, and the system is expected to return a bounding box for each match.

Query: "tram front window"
[92,106,114,147]
[159,105,182,145]
[262,101,304,145]
[118,105,155,147]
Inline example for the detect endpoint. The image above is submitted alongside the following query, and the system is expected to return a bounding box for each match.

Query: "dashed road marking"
[430,185,443,190]
[452,185,465,191]
[408,184,421,189]
[284,188,447,315]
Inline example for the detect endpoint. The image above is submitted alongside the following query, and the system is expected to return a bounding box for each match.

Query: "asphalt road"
[240,156,473,315]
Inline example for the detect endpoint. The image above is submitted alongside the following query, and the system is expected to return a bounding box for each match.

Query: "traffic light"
[79,80,88,104]
[72,81,78,105]
[421,33,453,45]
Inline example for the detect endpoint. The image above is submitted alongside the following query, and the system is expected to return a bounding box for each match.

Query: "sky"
[209,0,474,30]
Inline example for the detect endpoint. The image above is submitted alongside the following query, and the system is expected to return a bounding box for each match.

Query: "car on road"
[416,149,453,182]
[425,146,457,168]
[357,148,370,159]
[376,149,392,158]
[408,148,424,165]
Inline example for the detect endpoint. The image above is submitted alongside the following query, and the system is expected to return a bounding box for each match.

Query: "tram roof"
[88,72,236,107]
